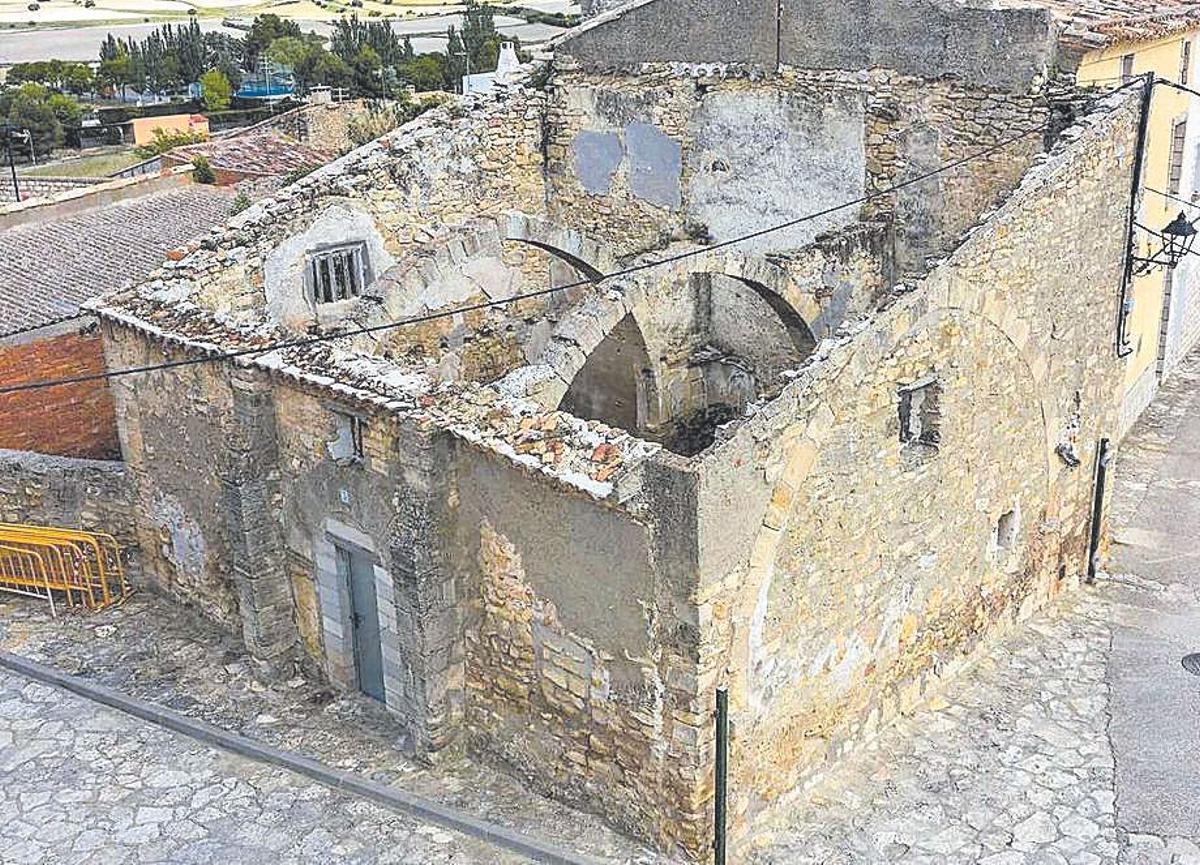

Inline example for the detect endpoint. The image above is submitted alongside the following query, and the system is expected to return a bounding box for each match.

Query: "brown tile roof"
[1020,0,1200,51]
[0,184,235,337]
[170,132,336,179]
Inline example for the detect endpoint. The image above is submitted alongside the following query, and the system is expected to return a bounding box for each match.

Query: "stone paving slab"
[0,668,521,865]
[0,594,667,865]
[749,590,1120,865]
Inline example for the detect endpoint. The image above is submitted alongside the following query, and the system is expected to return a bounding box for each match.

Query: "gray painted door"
[336,545,385,703]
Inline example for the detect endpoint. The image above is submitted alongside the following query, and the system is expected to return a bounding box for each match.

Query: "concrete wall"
[686,91,1138,853]
[557,0,1058,90]
[0,319,120,461]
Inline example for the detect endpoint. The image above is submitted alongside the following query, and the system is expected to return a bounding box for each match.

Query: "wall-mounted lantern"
[1132,211,1199,273]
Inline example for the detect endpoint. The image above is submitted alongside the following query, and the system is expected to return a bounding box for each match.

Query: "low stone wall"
[0,175,106,205]
[0,448,138,575]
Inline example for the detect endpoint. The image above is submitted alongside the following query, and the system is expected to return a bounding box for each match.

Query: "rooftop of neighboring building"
[166,132,337,180]
[1006,0,1200,51]
[0,183,236,338]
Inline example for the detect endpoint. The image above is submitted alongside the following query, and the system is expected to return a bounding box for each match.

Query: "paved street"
[752,352,1200,865]
[0,670,521,864]
[2,354,1199,864]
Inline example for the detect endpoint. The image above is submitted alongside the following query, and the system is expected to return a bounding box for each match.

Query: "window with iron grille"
[1121,53,1135,84]
[1169,119,1188,196]
[1182,39,1193,85]
[306,243,368,305]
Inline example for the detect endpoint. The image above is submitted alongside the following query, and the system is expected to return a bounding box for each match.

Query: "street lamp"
[1132,210,1200,273]
[0,122,25,201]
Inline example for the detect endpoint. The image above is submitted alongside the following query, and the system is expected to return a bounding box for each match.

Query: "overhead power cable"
[1145,185,1200,211]
[0,78,1144,398]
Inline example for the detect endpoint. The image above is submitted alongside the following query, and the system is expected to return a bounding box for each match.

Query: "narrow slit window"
[328,411,365,463]
[1182,40,1192,85]
[898,375,941,453]
[307,243,367,305]
[1121,53,1135,84]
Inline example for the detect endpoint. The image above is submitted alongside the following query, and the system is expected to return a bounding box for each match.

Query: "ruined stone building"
[79,0,1150,857]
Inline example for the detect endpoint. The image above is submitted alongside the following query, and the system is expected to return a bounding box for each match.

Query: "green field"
[22,150,144,177]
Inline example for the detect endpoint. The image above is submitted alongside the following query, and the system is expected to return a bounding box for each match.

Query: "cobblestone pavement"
[0,669,521,865]
[750,351,1200,865]
[0,596,663,865]
[2,355,1199,865]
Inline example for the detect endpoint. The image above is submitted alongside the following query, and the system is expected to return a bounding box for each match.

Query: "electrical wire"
[1145,185,1200,210]
[0,78,1144,398]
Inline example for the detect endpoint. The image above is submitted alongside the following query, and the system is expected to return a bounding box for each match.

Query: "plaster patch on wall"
[571,130,624,195]
[262,202,396,330]
[150,493,207,584]
[687,89,865,253]
[624,122,682,209]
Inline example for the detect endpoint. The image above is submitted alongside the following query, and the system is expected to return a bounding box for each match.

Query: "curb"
[0,650,607,865]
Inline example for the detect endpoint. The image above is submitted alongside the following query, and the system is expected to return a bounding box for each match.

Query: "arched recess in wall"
[559,313,651,433]
[728,303,1057,722]
[551,270,821,456]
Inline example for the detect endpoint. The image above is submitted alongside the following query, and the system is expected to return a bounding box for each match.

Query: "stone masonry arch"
[498,248,823,420]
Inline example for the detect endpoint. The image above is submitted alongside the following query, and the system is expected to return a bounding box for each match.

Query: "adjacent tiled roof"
[170,133,336,179]
[1021,0,1200,50]
[0,185,235,337]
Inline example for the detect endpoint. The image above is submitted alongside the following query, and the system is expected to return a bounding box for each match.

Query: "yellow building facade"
[1076,25,1200,434]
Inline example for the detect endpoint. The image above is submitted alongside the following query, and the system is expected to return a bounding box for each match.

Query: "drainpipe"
[1117,73,1156,358]
[1086,437,1112,583]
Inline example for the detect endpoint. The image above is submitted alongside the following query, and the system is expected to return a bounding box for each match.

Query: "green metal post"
[715,687,728,865]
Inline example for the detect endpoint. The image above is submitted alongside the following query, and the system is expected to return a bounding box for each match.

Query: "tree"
[199,69,232,110]
[350,44,383,98]
[244,14,302,72]
[99,50,135,101]
[399,53,447,92]
[6,85,63,158]
[191,155,217,184]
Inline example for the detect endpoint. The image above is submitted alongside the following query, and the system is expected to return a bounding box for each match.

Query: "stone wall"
[685,89,1138,853]
[158,89,548,325]
[0,320,121,460]
[0,175,106,205]
[456,447,706,852]
[546,67,1052,271]
[0,448,138,571]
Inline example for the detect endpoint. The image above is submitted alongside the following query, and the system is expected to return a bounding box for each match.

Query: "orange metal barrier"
[0,523,128,615]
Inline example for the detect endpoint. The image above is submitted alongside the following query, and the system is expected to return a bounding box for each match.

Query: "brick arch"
[726,301,1056,713]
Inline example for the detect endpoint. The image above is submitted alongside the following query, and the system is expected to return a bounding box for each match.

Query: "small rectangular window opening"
[329,411,365,463]
[1121,53,1135,84]
[996,508,1019,550]
[1182,40,1192,85]
[307,244,367,305]
[898,375,941,453]
[1168,119,1188,196]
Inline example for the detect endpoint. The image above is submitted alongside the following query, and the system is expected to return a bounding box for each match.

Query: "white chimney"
[496,42,519,82]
